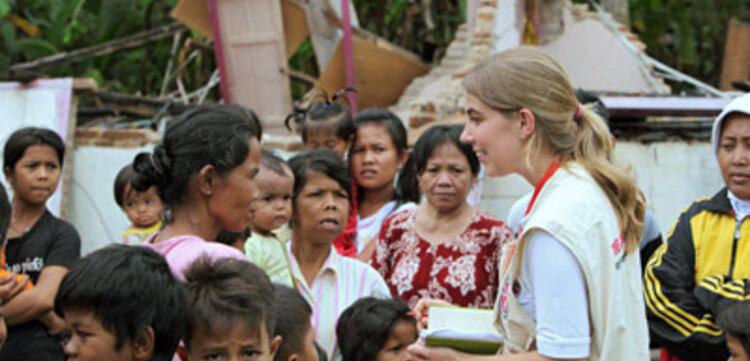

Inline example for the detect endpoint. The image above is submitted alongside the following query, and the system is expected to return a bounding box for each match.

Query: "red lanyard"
[504,161,560,275]
[520,161,560,233]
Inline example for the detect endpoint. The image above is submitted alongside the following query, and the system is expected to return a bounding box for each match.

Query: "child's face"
[62,309,141,361]
[123,185,163,228]
[375,321,417,361]
[304,127,351,159]
[4,145,61,207]
[251,167,293,234]
[727,334,750,361]
[718,114,750,200]
[188,321,281,361]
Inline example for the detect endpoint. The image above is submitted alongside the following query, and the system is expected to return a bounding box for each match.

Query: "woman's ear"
[517,108,536,140]
[398,149,410,168]
[132,326,155,361]
[196,164,217,196]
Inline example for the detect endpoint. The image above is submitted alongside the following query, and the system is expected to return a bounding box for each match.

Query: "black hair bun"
[131,145,172,191]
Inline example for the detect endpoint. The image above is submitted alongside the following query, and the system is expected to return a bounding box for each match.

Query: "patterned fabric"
[287,244,391,361]
[371,207,512,309]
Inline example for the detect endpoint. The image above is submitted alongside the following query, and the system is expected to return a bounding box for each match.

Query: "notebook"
[422,306,503,355]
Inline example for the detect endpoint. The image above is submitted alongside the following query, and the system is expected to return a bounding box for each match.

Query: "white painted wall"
[477,141,724,236]
[67,146,152,255]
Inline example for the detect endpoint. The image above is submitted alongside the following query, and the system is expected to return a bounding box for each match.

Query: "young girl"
[336,297,418,361]
[718,302,750,361]
[131,105,260,281]
[411,47,649,361]
[286,89,358,257]
[350,108,419,262]
[114,164,163,245]
[285,90,355,159]
[1,127,81,361]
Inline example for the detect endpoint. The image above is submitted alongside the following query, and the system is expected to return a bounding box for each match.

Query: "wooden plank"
[9,23,186,73]
[171,0,309,61]
[600,96,733,118]
[720,19,750,91]
[282,0,309,57]
[317,31,429,110]
[214,0,292,133]
[73,78,98,93]
[171,0,213,39]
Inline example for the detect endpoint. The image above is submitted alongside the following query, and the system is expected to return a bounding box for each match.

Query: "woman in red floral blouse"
[370,125,513,308]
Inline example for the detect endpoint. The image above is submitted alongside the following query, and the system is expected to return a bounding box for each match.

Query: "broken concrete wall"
[538,3,669,94]
[393,0,669,127]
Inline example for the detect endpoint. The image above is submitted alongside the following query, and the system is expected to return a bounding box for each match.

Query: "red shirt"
[333,181,358,258]
[371,208,513,308]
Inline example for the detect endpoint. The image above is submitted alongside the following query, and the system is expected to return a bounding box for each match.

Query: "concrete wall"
[67,140,723,255]
[477,141,724,236]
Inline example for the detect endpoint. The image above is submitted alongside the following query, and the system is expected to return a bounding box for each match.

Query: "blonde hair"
[464,47,645,253]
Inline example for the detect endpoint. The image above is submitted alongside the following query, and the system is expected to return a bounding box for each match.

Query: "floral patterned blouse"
[370,207,513,309]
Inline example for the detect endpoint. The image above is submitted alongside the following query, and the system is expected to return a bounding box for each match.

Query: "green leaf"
[1,20,17,54]
[0,1,11,17]
[15,37,59,60]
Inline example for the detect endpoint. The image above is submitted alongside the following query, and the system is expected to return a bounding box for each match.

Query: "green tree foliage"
[354,0,466,63]
[0,0,215,96]
[3,0,748,97]
[628,0,750,90]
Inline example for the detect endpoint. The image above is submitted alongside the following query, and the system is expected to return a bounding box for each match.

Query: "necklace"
[8,222,31,236]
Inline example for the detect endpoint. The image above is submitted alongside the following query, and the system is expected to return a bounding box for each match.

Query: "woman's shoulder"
[472,209,512,231]
[338,256,389,290]
[157,235,245,260]
[468,209,514,242]
[382,206,416,229]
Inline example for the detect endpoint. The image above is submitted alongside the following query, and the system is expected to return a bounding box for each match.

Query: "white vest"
[494,163,649,361]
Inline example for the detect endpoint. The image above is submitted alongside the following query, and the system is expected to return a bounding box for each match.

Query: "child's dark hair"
[718,301,750,357]
[113,164,135,208]
[288,149,353,221]
[273,284,313,361]
[215,227,251,246]
[183,257,276,350]
[3,127,65,173]
[55,245,186,361]
[131,105,262,212]
[0,184,9,240]
[351,108,419,204]
[261,148,291,177]
[336,297,417,361]
[402,124,479,199]
[285,89,355,142]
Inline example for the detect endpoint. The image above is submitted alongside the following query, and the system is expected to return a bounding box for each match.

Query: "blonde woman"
[409,47,649,361]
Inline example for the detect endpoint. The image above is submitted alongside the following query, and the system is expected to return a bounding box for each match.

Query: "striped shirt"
[287,244,391,360]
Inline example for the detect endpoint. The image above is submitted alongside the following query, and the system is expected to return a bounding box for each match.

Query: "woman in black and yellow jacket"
[645,93,750,361]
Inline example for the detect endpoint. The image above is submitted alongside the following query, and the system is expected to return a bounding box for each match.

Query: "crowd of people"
[0,46,749,361]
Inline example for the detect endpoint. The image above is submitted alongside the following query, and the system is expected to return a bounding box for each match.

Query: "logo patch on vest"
[611,233,626,270]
